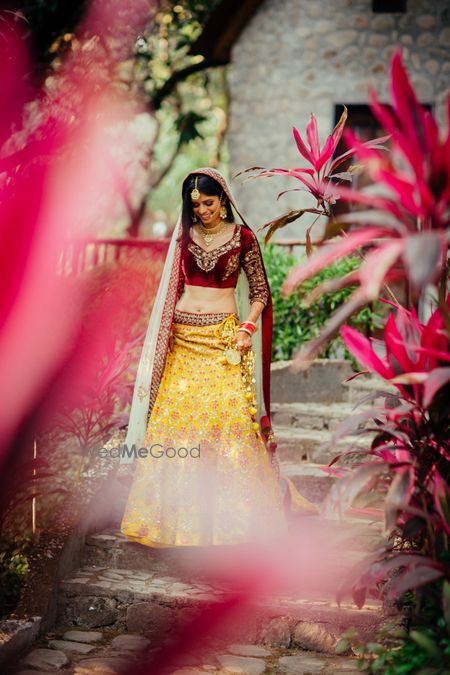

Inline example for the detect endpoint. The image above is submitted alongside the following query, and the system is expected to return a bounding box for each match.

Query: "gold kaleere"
[241,349,259,434]
[214,316,260,436]
[215,315,241,364]
[224,347,241,365]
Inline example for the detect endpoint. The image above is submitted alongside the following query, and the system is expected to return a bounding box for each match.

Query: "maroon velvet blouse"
[177,224,270,306]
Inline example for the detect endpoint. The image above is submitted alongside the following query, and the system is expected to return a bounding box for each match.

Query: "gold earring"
[220,205,227,219]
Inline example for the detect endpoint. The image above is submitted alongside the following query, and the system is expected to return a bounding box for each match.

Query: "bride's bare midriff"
[175,286,238,314]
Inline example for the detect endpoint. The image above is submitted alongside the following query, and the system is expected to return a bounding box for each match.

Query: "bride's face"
[192,192,222,225]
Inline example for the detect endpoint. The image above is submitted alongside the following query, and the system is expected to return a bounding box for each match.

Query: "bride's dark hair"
[179,173,235,249]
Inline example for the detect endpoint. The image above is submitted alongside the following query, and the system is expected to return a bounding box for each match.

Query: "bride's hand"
[232,330,252,354]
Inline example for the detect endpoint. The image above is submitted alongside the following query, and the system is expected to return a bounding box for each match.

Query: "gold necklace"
[198,219,227,247]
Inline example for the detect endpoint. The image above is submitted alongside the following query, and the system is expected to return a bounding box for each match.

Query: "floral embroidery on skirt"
[120,313,288,547]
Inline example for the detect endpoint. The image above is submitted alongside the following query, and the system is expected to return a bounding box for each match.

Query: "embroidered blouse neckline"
[188,223,240,254]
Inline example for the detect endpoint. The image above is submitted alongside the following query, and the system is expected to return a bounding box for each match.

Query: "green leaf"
[443,580,450,634]
[335,638,350,654]
[366,642,384,654]
[410,630,443,661]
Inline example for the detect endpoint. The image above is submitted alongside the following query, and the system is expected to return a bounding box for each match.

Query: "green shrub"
[0,536,31,620]
[263,243,382,363]
[337,584,450,673]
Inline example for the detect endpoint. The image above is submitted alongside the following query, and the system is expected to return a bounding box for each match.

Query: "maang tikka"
[191,176,200,201]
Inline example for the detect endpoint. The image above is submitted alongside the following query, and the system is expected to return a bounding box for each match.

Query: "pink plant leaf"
[334,185,409,228]
[376,169,421,216]
[330,105,348,148]
[340,326,392,379]
[384,313,418,375]
[305,113,320,164]
[316,134,336,173]
[421,306,447,357]
[384,467,414,534]
[301,269,360,307]
[325,461,387,518]
[359,240,404,300]
[316,115,349,174]
[293,126,314,165]
[336,209,408,234]
[433,467,450,535]
[328,133,391,175]
[390,565,444,598]
[318,104,348,173]
[344,370,370,382]
[362,555,442,603]
[276,187,313,200]
[330,408,383,444]
[393,343,450,363]
[368,85,399,139]
[277,168,317,192]
[330,171,354,181]
[282,227,386,292]
[291,289,373,369]
[390,50,427,157]
[403,232,445,289]
[320,466,347,478]
[423,368,450,408]
[389,372,428,385]
[292,167,316,176]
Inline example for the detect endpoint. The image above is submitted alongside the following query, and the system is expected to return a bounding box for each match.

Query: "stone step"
[344,374,397,404]
[271,401,358,432]
[7,627,368,675]
[57,562,384,647]
[270,358,395,406]
[82,516,384,583]
[274,424,370,464]
[270,359,354,404]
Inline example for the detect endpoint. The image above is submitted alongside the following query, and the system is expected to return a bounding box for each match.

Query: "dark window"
[372,0,407,12]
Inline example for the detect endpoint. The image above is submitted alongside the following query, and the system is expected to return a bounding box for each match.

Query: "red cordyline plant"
[322,296,450,619]
[241,49,450,368]
[238,105,389,254]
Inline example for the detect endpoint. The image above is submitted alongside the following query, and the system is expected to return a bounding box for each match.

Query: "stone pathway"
[6,367,392,674]
[5,528,381,674]
[7,627,363,673]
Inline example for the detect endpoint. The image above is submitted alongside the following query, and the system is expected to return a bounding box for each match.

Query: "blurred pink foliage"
[322,297,450,609]
[0,2,155,483]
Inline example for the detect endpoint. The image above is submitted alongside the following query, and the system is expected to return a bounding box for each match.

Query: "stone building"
[192,0,450,239]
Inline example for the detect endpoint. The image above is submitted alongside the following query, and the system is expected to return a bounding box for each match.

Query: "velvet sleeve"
[176,258,185,302]
[240,228,270,306]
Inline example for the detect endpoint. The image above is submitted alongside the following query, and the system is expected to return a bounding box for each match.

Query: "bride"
[118,167,319,548]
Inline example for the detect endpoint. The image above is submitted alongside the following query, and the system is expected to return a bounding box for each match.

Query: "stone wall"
[226,0,449,240]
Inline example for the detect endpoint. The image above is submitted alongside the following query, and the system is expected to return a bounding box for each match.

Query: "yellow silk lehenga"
[120,311,288,547]
[119,167,319,549]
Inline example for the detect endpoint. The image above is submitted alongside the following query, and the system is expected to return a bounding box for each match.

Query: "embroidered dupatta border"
[146,236,182,428]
